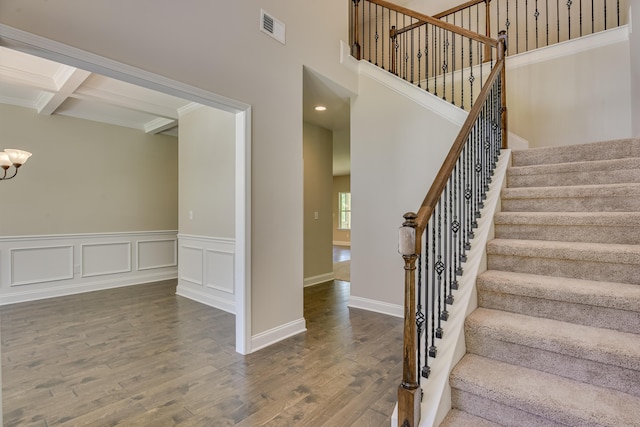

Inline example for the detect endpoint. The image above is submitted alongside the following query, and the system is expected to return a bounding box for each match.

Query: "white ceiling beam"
[37,66,91,115]
[73,87,180,119]
[144,117,177,134]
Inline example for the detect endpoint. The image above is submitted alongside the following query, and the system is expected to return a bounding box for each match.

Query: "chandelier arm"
[0,167,18,181]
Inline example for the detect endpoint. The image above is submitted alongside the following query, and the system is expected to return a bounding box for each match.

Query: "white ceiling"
[0,45,194,136]
[0,46,352,174]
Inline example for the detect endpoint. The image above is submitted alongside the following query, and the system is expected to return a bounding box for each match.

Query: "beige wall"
[0,0,358,335]
[351,72,461,308]
[507,37,632,148]
[303,122,333,280]
[332,175,351,245]
[0,104,177,236]
[179,106,235,238]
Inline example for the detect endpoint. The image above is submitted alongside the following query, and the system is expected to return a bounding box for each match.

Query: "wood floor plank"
[2,279,403,425]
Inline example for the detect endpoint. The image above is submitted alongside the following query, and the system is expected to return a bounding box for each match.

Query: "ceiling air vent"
[260,9,286,45]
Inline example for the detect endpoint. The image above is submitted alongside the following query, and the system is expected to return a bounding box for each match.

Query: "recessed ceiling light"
[314,105,327,111]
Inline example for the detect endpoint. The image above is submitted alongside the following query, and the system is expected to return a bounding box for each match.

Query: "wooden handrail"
[414,46,506,240]
[433,0,489,19]
[365,0,497,46]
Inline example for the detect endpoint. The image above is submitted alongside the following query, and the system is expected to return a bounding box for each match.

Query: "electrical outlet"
[314,211,319,220]
[74,265,81,274]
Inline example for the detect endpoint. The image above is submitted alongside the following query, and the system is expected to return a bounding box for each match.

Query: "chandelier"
[0,149,32,181]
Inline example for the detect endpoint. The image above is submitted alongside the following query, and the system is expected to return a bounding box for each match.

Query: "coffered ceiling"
[0,46,194,136]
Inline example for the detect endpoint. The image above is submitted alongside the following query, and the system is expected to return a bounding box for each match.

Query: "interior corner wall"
[177,105,237,313]
[350,74,461,312]
[332,175,351,245]
[630,4,640,137]
[507,36,632,148]
[0,104,178,235]
[178,106,235,239]
[303,122,334,286]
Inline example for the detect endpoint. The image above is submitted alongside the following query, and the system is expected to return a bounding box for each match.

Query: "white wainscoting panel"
[178,246,204,286]
[205,250,234,294]
[11,245,74,286]
[138,239,178,271]
[0,231,177,305]
[177,235,235,314]
[82,242,131,277]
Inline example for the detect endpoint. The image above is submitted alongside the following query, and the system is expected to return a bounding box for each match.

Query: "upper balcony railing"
[436,0,628,56]
[350,0,500,111]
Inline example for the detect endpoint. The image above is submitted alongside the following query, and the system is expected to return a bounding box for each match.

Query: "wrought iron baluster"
[505,0,511,55]
[435,201,444,339]
[446,176,456,304]
[604,0,608,30]
[426,24,430,92]
[579,0,583,37]
[526,0,529,51]
[451,30,456,106]
[568,0,573,40]
[461,30,465,109]
[557,0,561,43]
[434,26,438,97]
[416,251,424,385]
[429,218,437,358]
[453,160,462,281]
[535,0,540,48]
[469,38,474,104]
[381,6,386,69]
[442,29,448,101]
[422,223,431,378]
[417,26,422,88]
[516,0,520,53]
[547,0,550,46]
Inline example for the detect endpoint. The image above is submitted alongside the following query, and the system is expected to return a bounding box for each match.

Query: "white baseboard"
[348,296,403,318]
[332,241,351,247]
[176,282,235,314]
[303,272,334,287]
[250,318,307,353]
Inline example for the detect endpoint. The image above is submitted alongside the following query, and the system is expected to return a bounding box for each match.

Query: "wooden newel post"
[351,0,362,59]
[397,212,421,427]
[498,30,508,149]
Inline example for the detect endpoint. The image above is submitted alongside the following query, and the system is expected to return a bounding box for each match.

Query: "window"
[338,192,351,230]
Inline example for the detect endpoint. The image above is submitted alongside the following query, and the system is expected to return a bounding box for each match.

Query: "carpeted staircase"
[440,138,640,426]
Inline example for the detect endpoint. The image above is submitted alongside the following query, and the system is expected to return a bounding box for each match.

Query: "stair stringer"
[391,150,512,427]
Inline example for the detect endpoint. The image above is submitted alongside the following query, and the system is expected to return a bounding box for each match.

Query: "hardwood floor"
[1,280,402,426]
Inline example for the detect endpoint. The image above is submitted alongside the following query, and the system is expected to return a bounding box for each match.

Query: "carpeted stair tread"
[511,138,640,166]
[477,270,640,313]
[494,211,640,243]
[501,183,640,212]
[487,239,640,284]
[439,409,503,427]
[450,354,640,426]
[487,238,640,265]
[507,157,640,187]
[466,308,640,371]
[502,182,640,198]
[494,211,640,227]
[477,271,640,333]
